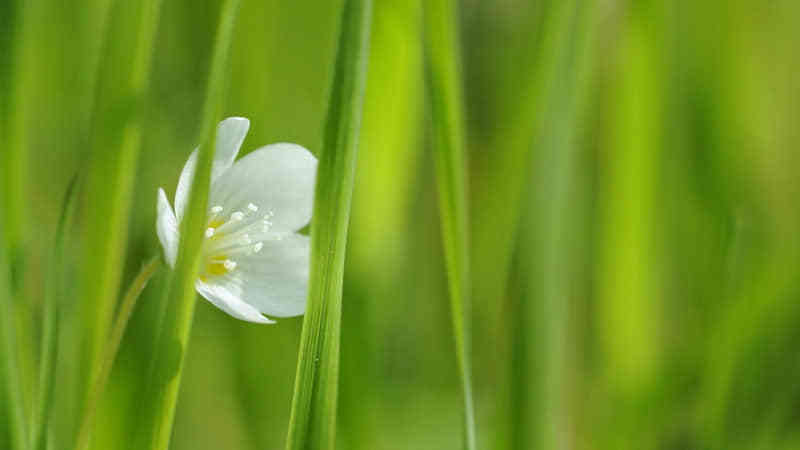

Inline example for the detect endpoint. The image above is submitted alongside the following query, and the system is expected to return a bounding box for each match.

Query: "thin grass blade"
[1,0,33,282]
[30,174,81,450]
[514,1,596,448]
[133,1,242,448]
[422,1,476,448]
[284,0,372,448]
[77,2,163,440]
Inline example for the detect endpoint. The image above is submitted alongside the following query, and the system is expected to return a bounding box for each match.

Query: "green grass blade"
[595,4,664,447]
[134,1,242,448]
[76,256,160,450]
[340,0,423,447]
[31,174,81,450]
[78,0,163,430]
[422,1,476,448]
[514,1,595,448]
[1,0,33,282]
[284,0,372,448]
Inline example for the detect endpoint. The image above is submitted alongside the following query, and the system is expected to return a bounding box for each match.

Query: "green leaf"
[133,0,242,448]
[77,0,163,434]
[284,0,372,448]
[31,173,81,450]
[422,1,476,448]
[514,1,596,448]
[1,0,33,284]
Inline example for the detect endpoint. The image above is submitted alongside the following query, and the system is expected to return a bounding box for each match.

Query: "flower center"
[197,203,278,281]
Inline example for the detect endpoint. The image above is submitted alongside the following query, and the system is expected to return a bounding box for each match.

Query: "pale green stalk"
[595,4,664,448]
[516,1,595,448]
[422,1,476,448]
[284,0,372,448]
[599,2,663,394]
[133,1,241,448]
[1,0,33,277]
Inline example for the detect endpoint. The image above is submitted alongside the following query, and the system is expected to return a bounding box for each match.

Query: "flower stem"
[74,256,161,450]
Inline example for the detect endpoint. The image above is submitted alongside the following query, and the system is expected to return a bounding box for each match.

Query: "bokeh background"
[1,0,799,449]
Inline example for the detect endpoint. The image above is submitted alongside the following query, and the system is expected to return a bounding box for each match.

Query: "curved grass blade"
[133,1,242,448]
[75,256,160,450]
[422,1,476,448]
[284,0,372,448]
[30,173,81,450]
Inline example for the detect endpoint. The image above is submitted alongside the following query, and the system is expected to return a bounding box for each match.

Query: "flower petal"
[175,117,251,220]
[214,233,309,317]
[209,143,317,232]
[195,280,275,324]
[156,188,179,268]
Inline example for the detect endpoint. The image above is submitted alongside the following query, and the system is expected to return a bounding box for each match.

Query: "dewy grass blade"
[284,0,371,449]
[30,174,80,450]
[134,1,242,449]
[422,1,476,448]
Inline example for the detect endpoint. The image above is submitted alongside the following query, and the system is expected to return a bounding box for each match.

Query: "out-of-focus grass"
[423,0,476,447]
[340,1,423,448]
[515,1,596,449]
[78,2,160,449]
[2,0,800,449]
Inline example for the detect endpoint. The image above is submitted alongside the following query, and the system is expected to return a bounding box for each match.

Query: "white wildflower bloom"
[156,117,317,324]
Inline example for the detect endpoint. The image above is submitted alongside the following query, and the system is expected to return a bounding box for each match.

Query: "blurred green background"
[2,0,800,449]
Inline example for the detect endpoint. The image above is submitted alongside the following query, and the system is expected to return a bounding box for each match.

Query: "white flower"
[156,117,317,324]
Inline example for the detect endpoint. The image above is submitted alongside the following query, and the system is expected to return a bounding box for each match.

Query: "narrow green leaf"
[595,3,664,447]
[1,0,33,282]
[340,0,423,447]
[31,174,81,450]
[75,256,160,450]
[78,0,163,427]
[514,1,595,449]
[134,1,241,448]
[422,1,476,448]
[285,0,372,448]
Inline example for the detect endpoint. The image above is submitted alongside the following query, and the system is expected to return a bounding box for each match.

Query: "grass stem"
[284,0,372,448]
[422,0,476,447]
[134,1,242,448]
